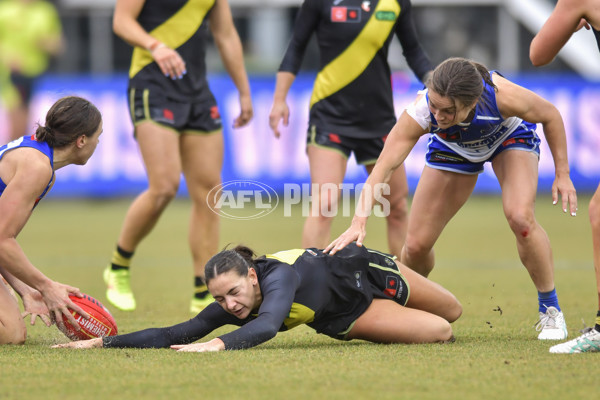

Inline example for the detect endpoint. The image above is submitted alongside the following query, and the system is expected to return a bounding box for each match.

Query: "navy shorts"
[425,121,541,174]
[306,125,386,165]
[128,87,222,135]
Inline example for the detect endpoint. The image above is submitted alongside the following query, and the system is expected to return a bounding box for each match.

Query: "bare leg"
[7,105,28,140]
[302,145,347,249]
[401,167,477,276]
[347,258,461,344]
[180,132,224,280]
[398,259,462,322]
[347,299,454,344]
[365,163,409,257]
[492,150,555,292]
[116,122,182,252]
[588,185,600,312]
[0,275,26,344]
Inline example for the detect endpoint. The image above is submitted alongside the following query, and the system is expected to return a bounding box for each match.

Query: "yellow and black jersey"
[103,244,410,350]
[128,0,215,103]
[280,0,432,139]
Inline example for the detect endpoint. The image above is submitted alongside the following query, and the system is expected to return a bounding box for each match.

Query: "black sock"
[111,245,134,271]
[194,276,209,299]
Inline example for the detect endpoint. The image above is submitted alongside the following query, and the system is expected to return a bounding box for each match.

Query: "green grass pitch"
[0,195,596,399]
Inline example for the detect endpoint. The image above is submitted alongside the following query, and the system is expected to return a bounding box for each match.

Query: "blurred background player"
[529,0,600,354]
[326,57,577,341]
[54,242,462,351]
[0,0,64,141]
[269,0,432,256]
[104,0,253,314]
[0,96,102,344]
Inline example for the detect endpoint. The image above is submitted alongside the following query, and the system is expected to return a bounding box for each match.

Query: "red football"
[59,294,118,341]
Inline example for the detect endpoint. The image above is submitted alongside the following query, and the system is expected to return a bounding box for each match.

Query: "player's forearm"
[215,35,251,98]
[0,238,52,293]
[113,14,156,50]
[0,265,36,298]
[545,129,571,177]
[540,109,571,176]
[273,72,296,102]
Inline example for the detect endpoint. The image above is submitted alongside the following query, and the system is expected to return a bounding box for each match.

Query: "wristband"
[147,40,165,52]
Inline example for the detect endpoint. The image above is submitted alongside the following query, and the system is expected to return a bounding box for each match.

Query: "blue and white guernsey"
[407,72,535,163]
[0,135,54,208]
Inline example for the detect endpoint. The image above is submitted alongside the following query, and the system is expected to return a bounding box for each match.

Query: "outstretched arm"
[174,264,299,352]
[52,302,239,349]
[326,101,427,254]
[210,0,253,128]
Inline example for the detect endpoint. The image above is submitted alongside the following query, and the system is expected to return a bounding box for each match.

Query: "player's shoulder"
[15,147,53,178]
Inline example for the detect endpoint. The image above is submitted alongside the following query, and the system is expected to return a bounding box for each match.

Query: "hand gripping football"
[59,294,118,341]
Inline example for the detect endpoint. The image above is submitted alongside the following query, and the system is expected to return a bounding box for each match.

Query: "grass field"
[0,195,597,399]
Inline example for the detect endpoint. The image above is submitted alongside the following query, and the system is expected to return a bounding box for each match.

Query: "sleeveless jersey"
[0,135,54,208]
[407,72,527,163]
[279,0,432,139]
[128,0,215,103]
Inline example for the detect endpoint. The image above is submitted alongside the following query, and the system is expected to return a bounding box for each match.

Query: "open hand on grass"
[51,337,103,349]
[171,338,225,352]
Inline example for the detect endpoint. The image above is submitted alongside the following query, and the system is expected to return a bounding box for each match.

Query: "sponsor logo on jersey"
[435,131,461,141]
[210,105,220,120]
[396,279,405,300]
[151,108,175,125]
[361,1,371,12]
[306,249,318,256]
[384,275,405,299]
[328,133,342,144]
[430,151,465,164]
[502,137,527,147]
[331,6,361,22]
[163,108,174,122]
[375,10,396,21]
[354,271,362,288]
[384,276,398,298]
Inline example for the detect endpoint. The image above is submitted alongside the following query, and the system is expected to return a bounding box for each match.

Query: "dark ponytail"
[204,245,257,284]
[35,96,102,148]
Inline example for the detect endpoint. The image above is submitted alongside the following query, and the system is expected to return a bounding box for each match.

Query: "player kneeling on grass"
[0,96,103,344]
[53,243,462,351]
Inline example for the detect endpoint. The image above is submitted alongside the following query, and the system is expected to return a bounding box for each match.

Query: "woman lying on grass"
[53,243,461,351]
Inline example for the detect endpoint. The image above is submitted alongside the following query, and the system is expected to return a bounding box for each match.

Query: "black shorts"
[306,125,386,165]
[128,87,222,135]
[307,244,410,340]
[10,72,34,105]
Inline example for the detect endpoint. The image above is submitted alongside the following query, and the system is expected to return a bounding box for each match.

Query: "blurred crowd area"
[46,0,575,77]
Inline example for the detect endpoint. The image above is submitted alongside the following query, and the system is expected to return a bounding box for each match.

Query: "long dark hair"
[427,57,496,109]
[35,96,102,148]
[205,245,257,284]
